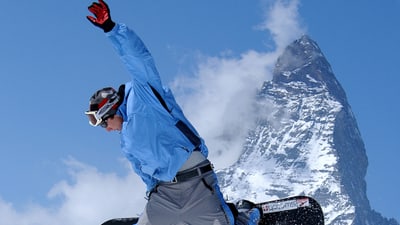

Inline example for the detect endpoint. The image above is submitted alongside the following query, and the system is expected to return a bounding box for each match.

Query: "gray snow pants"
[136,162,234,225]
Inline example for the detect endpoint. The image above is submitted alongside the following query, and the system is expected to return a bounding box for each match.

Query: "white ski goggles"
[85,110,107,127]
[85,95,120,127]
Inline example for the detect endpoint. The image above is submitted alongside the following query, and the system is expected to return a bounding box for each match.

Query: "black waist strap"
[171,164,213,183]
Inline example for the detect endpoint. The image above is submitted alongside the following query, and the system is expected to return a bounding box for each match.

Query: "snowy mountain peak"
[273,35,347,105]
[217,36,399,225]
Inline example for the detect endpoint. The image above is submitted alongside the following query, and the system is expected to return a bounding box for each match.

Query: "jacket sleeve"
[106,23,163,90]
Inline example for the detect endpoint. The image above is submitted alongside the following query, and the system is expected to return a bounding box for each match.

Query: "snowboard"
[101,195,324,225]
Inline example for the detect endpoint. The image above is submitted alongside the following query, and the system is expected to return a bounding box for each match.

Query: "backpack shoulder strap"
[148,83,201,148]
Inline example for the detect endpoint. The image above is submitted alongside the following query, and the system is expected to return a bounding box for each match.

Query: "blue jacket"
[106,23,208,191]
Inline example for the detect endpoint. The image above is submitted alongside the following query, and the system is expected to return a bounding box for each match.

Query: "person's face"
[104,115,123,131]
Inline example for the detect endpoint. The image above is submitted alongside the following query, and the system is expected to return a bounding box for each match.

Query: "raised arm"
[87,0,162,88]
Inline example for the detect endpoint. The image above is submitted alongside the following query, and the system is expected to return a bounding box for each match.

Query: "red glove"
[87,0,115,32]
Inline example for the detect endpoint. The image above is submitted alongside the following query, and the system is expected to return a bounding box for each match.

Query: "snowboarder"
[84,1,260,224]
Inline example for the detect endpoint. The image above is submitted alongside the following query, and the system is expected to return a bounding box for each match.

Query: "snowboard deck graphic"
[101,195,324,225]
[257,195,324,225]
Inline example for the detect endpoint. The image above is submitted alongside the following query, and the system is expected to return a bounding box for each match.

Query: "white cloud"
[171,51,277,169]
[259,0,306,51]
[0,158,145,225]
[172,0,305,169]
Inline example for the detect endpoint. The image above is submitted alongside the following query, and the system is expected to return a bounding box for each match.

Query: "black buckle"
[171,164,213,183]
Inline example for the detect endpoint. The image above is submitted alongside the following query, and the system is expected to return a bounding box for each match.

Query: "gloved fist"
[87,0,115,32]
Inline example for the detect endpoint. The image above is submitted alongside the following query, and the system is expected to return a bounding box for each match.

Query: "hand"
[87,0,115,32]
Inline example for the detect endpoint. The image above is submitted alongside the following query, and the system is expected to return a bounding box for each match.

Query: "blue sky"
[1,0,399,224]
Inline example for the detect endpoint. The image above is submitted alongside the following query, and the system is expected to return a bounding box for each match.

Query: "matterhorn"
[217,35,399,225]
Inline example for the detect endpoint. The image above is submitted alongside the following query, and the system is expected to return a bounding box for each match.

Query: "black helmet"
[85,87,120,127]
